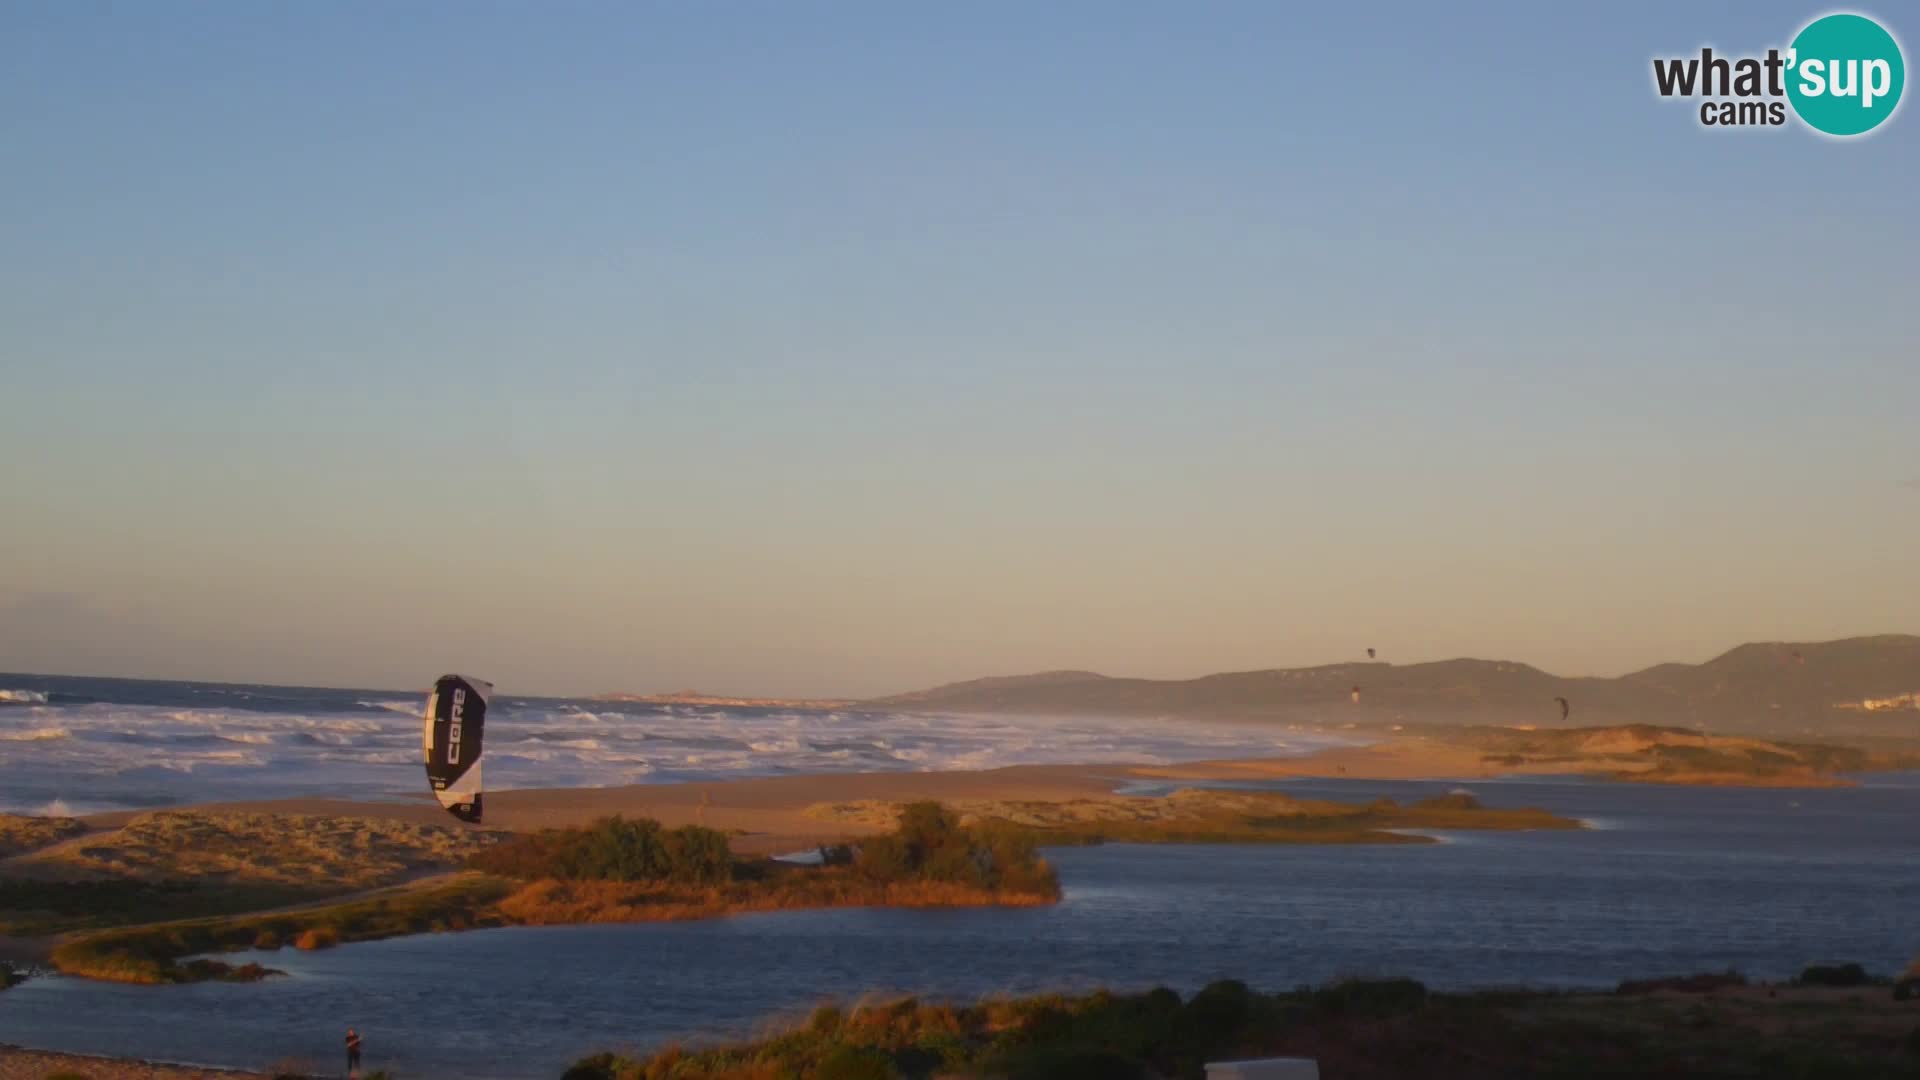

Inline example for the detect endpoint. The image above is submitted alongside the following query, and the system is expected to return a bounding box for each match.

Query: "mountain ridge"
[864,635,1920,737]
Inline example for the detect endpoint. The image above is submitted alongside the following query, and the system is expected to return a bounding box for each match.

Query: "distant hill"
[865,635,1920,737]
[593,691,855,710]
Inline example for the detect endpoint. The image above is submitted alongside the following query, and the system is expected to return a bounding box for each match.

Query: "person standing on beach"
[346,1028,363,1078]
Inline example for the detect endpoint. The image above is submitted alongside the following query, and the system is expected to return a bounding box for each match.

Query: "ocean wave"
[0,726,71,742]
[0,686,1342,810]
[315,749,418,766]
[503,737,604,752]
[0,689,50,704]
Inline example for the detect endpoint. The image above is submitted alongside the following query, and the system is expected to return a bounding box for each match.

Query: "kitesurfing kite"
[424,673,490,823]
[1367,648,1376,659]
[1554,696,1570,723]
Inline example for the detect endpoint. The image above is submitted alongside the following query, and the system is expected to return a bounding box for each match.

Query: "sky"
[2,2,1916,698]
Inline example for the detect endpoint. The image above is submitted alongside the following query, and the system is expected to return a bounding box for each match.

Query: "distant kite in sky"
[1367,648,1376,660]
[1554,696,1570,723]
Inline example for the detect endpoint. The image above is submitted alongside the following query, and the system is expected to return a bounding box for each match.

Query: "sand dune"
[59,732,1872,858]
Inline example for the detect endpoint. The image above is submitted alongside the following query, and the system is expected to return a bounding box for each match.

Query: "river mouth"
[4,775,1916,1080]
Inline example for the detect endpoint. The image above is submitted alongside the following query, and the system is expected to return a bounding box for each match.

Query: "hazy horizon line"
[5,628,1913,701]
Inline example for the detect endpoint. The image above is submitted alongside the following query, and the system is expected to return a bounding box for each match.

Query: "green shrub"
[850,803,1057,895]
[814,1044,899,1080]
[559,1053,624,1080]
[468,816,735,884]
[1313,976,1428,1017]
[854,835,912,881]
[1182,978,1254,1043]
[660,822,733,884]
[1796,963,1872,987]
[809,1004,846,1034]
[45,1071,93,1080]
[1002,1046,1147,1080]
[1616,971,1745,995]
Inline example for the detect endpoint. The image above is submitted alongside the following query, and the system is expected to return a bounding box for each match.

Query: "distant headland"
[592,691,855,710]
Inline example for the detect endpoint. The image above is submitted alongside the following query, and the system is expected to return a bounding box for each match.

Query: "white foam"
[0,695,1355,811]
[0,725,70,741]
[0,689,50,704]
[220,732,276,745]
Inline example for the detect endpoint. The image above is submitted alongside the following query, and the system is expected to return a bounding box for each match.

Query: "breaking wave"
[0,726,71,742]
[0,677,1352,815]
[0,689,50,704]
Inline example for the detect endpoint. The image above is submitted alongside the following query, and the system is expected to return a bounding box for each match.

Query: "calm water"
[3,775,1915,1079]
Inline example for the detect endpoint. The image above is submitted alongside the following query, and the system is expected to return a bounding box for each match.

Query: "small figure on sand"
[346,1028,363,1078]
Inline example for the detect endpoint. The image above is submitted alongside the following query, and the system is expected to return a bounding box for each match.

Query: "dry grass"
[497,871,1056,926]
[10,811,499,889]
[806,788,1579,845]
[576,977,1920,1080]
[1461,724,1892,787]
[808,788,1342,829]
[0,814,88,858]
[50,873,514,984]
[47,804,1064,985]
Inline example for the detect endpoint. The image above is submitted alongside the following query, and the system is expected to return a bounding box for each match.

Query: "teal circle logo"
[1786,13,1905,136]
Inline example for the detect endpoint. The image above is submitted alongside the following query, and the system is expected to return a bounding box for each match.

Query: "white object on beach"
[1205,1058,1320,1080]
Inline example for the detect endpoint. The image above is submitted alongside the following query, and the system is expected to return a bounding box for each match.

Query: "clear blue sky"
[3,2,1915,696]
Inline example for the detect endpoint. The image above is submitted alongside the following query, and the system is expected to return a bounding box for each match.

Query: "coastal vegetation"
[47,874,515,984]
[0,811,499,937]
[45,804,1058,985]
[0,813,89,858]
[481,805,1058,926]
[0,878,315,937]
[4,810,497,888]
[22,792,1583,986]
[807,788,1579,846]
[1455,724,1915,786]
[567,972,1920,1080]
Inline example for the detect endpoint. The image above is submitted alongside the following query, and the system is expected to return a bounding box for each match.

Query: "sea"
[0,672,1333,816]
[1,674,1917,1079]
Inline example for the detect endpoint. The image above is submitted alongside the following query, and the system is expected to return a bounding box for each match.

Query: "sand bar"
[62,738,1577,854]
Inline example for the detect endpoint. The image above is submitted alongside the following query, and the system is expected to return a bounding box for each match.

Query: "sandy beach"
[68,737,1603,855]
[79,761,1133,855]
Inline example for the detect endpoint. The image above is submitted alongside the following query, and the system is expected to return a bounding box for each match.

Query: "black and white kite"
[424,674,490,823]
